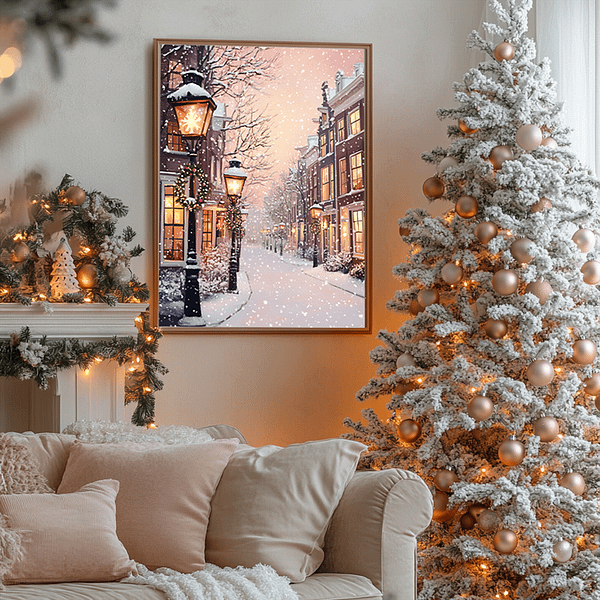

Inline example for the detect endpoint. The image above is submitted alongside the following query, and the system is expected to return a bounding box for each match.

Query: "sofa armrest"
[319,469,433,600]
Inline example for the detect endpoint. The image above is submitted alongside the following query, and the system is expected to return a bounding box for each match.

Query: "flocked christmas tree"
[344,1,600,598]
[50,238,80,298]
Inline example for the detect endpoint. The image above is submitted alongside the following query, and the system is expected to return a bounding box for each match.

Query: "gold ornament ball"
[409,299,424,316]
[525,280,552,305]
[478,509,500,531]
[583,373,600,395]
[438,156,459,172]
[399,225,411,237]
[553,540,573,563]
[396,353,416,369]
[460,512,477,530]
[65,185,86,206]
[474,221,498,244]
[484,319,508,340]
[516,124,543,151]
[527,359,555,387]
[510,237,534,263]
[458,119,478,134]
[432,491,456,523]
[417,288,440,307]
[494,41,515,62]
[434,469,458,492]
[467,395,494,421]
[441,262,463,284]
[398,419,422,443]
[531,197,553,212]
[77,263,98,289]
[541,137,558,148]
[572,228,596,253]
[573,339,597,365]
[12,241,30,263]
[469,504,486,519]
[492,269,519,295]
[489,145,514,170]
[559,472,586,496]
[498,436,525,466]
[581,260,600,284]
[455,195,478,219]
[533,416,559,442]
[423,176,445,199]
[493,529,518,554]
[595,396,600,411]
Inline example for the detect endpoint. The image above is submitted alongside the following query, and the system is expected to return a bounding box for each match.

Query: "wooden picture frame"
[153,39,372,332]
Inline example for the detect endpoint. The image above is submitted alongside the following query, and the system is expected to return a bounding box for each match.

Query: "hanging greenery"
[173,163,210,211]
[225,203,244,237]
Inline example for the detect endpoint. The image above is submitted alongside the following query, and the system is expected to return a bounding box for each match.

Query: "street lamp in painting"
[309,202,323,268]
[167,70,216,322]
[223,159,247,292]
[278,222,285,256]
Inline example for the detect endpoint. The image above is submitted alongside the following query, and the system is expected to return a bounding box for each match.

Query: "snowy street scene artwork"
[153,40,370,330]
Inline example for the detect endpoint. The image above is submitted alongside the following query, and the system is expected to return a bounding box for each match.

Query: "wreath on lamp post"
[174,163,210,211]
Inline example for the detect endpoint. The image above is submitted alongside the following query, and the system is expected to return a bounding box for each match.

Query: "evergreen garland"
[174,163,210,211]
[225,203,244,237]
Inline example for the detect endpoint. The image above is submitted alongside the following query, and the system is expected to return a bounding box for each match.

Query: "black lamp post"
[278,222,285,256]
[309,202,323,267]
[167,70,216,321]
[223,159,247,292]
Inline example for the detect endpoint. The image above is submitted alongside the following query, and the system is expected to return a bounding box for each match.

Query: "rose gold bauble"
[467,395,494,421]
[541,137,558,148]
[441,262,463,284]
[458,119,478,134]
[516,124,543,151]
[409,299,424,315]
[398,419,422,443]
[469,504,486,519]
[553,540,573,563]
[493,529,518,554]
[595,396,600,411]
[559,472,586,496]
[77,263,98,289]
[572,339,597,365]
[460,512,477,530]
[583,372,600,395]
[396,353,416,368]
[581,260,600,284]
[433,491,457,523]
[455,195,478,219]
[399,225,411,237]
[531,197,553,212]
[527,359,555,387]
[492,269,519,295]
[474,221,498,244]
[510,237,534,263]
[525,280,552,305]
[423,177,445,199]
[434,469,459,492]
[65,185,86,206]
[478,509,500,531]
[533,416,559,442]
[12,241,30,263]
[498,436,525,466]
[484,319,508,339]
[572,228,596,253]
[438,156,459,172]
[494,41,515,62]
[417,288,440,307]
[489,145,514,170]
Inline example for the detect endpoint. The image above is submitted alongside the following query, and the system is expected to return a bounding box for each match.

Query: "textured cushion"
[57,439,238,573]
[0,479,136,584]
[205,438,366,583]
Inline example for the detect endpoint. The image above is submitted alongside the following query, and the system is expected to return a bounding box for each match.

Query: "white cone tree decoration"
[345,1,600,599]
[50,238,81,298]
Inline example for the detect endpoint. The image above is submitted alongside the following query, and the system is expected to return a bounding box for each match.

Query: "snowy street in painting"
[161,245,365,328]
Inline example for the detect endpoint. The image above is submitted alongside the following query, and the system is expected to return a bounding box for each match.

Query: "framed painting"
[153,39,371,332]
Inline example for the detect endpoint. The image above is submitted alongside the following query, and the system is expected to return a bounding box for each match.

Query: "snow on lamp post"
[167,70,216,323]
[223,159,247,292]
[309,203,323,268]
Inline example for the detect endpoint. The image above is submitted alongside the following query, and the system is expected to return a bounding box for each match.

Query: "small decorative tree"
[50,239,80,298]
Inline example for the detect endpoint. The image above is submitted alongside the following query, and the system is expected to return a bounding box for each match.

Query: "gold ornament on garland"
[77,263,99,289]
[582,373,600,395]
[441,262,463,284]
[434,469,458,492]
[484,319,508,339]
[531,197,553,212]
[492,269,519,295]
[533,416,559,442]
[417,288,439,307]
[432,491,456,523]
[396,353,416,368]
[516,124,543,151]
[541,137,558,148]
[510,237,534,263]
[553,540,573,563]
[572,228,596,253]
[572,339,597,365]
[398,419,422,443]
[12,241,30,263]
[458,119,478,134]
[581,260,600,284]
[467,395,494,421]
[478,509,500,531]
[524,280,552,305]
[527,359,555,387]
[489,145,514,170]
[63,185,86,206]
[173,163,210,210]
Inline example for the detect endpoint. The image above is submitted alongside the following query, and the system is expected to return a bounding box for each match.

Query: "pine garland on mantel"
[0,174,167,426]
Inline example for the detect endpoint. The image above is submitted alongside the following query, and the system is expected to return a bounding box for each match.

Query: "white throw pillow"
[205,438,366,583]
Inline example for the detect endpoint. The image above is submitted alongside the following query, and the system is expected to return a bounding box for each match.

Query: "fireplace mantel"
[0,302,149,433]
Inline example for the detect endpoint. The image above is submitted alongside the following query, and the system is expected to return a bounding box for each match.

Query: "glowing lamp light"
[223,158,248,198]
[309,202,324,220]
[167,70,216,139]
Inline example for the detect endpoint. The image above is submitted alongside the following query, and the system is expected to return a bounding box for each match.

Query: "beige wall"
[0,0,485,446]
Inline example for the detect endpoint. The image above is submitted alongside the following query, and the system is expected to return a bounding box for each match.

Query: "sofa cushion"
[292,573,382,600]
[57,439,238,573]
[205,438,366,583]
[0,479,136,584]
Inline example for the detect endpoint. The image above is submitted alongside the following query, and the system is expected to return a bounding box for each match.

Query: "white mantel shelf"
[0,302,149,340]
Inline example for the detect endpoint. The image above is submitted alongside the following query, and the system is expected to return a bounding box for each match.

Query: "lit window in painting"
[202,210,213,253]
[320,133,327,157]
[328,130,334,153]
[321,164,334,201]
[167,121,184,152]
[350,152,363,190]
[339,157,348,195]
[351,209,364,256]
[163,185,185,261]
[337,117,346,141]
[349,108,361,135]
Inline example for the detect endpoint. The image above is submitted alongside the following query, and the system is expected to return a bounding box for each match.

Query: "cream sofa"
[2,425,433,600]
